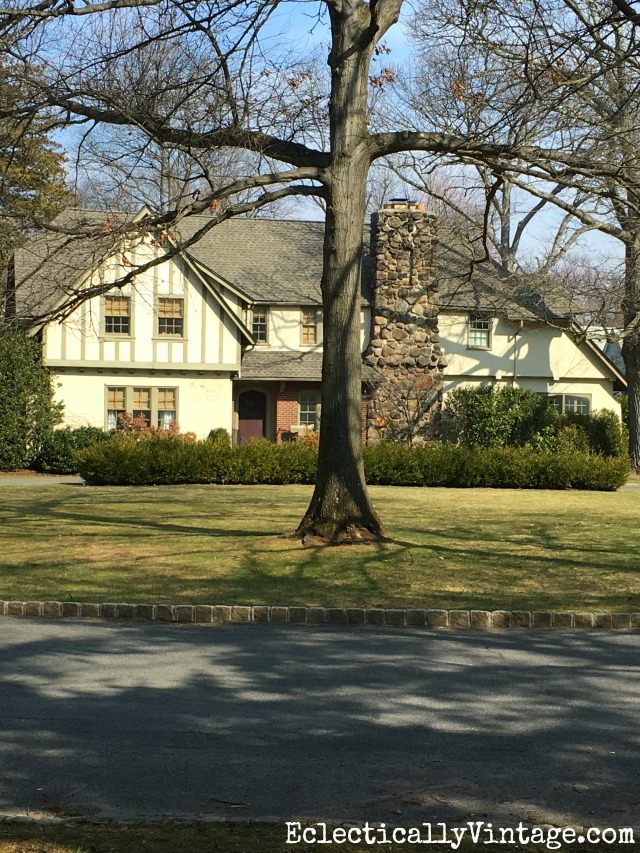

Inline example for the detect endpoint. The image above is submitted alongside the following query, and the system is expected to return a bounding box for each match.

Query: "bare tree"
[388,0,640,468]
[1,0,636,540]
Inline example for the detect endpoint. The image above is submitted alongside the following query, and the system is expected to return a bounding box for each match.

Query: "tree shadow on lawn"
[0,620,639,829]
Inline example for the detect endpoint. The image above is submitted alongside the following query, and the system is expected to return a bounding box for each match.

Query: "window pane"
[158,298,183,317]
[252,309,268,343]
[157,410,176,429]
[299,390,320,427]
[133,388,151,426]
[469,315,490,347]
[158,298,184,335]
[301,309,317,344]
[106,387,126,430]
[105,296,130,334]
[107,388,126,409]
[546,395,563,413]
[564,396,590,415]
[158,389,176,410]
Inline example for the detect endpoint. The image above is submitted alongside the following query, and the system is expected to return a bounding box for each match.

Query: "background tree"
[0,325,62,469]
[0,59,70,318]
[402,0,640,468]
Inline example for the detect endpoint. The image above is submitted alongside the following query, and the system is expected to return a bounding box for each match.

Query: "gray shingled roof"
[176,217,326,304]
[11,210,129,321]
[240,349,323,381]
[436,240,571,322]
[240,348,380,383]
[11,208,566,324]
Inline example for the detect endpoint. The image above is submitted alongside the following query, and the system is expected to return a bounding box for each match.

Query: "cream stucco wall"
[440,312,621,415]
[253,305,371,351]
[53,371,234,438]
[44,240,243,372]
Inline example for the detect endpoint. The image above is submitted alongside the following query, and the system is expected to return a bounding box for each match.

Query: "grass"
[1,483,639,611]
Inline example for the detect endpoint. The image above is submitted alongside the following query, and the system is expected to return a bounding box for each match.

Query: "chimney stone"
[363,204,446,445]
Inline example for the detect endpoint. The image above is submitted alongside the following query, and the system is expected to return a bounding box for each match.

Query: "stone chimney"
[363,199,447,445]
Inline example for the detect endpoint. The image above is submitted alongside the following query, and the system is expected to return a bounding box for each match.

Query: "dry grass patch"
[0,484,639,611]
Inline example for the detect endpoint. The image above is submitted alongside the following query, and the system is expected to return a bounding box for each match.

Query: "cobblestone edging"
[1,600,639,630]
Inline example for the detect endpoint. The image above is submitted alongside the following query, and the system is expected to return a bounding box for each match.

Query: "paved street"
[0,620,639,827]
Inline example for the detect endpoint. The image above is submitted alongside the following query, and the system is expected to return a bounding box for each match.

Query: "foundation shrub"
[207,427,232,447]
[77,434,318,486]
[363,443,421,485]
[364,443,628,490]
[76,435,629,490]
[561,409,627,457]
[443,385,559,449]
[34,426,111,474]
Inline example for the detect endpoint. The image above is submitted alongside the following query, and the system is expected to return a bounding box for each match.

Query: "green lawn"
[1,482,639,611]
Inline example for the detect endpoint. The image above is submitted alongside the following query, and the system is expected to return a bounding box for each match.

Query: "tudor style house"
[7,201,625,443]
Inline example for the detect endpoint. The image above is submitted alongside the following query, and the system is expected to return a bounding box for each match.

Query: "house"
[6,201,626,444]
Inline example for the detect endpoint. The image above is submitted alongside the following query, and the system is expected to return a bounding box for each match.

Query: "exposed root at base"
[291,520,391,547]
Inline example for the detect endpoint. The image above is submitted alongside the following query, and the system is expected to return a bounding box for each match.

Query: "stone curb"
[1,600,639,630]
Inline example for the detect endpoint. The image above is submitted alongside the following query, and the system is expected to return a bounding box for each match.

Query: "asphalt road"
[1,620,639,828]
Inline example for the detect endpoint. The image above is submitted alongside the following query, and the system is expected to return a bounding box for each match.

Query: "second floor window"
[157,297,184,336]
[301,308,320,345]
[468,314,491,348]
[252,308,268,343]
[104,295,130,335]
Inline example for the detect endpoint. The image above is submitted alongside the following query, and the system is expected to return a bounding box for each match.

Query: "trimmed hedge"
[76,436,630,491]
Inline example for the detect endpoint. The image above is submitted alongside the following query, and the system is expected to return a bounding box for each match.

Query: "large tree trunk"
[296,0,386,543]
[622,233,640,472]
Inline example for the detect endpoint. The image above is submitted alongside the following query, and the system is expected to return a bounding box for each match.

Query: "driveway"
[0,620,639,827]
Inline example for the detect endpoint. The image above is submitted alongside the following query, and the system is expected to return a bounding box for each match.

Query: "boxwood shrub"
[76,435,629,491]
[34,426,111,474]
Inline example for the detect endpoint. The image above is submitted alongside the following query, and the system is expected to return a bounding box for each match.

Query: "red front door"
[238,390,267,444]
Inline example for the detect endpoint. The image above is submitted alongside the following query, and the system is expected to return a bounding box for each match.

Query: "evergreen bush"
[443,385,559,449]
[34,426,110,474]
[76,435,629,491]
[562,409,627,457]
[0,327,62,469]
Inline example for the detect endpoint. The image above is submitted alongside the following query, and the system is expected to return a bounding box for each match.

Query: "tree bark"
[296,0,386,543]
[622,232,640,473]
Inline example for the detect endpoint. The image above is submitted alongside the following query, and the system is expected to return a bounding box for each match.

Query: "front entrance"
[238,390,267,444]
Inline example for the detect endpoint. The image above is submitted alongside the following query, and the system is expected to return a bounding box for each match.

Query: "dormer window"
[468,314,491,349]
[157,297,184,336]
[104,295,130,335]
[301,308,321,345]
[252,308,268,343]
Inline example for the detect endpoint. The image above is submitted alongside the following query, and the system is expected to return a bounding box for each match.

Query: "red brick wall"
[275,388,299,443]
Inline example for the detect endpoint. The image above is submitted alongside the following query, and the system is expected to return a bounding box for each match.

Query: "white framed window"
[299,390,321,429]
[157,297,184,336]
[544,394,591,415]
[252,308,268,343]
[468,314,491,348]
[104,295,131,336]
[106,386,178,430]
[301,308,322,345]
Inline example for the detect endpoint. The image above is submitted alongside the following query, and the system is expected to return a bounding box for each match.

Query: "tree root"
[293,518,390,546]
